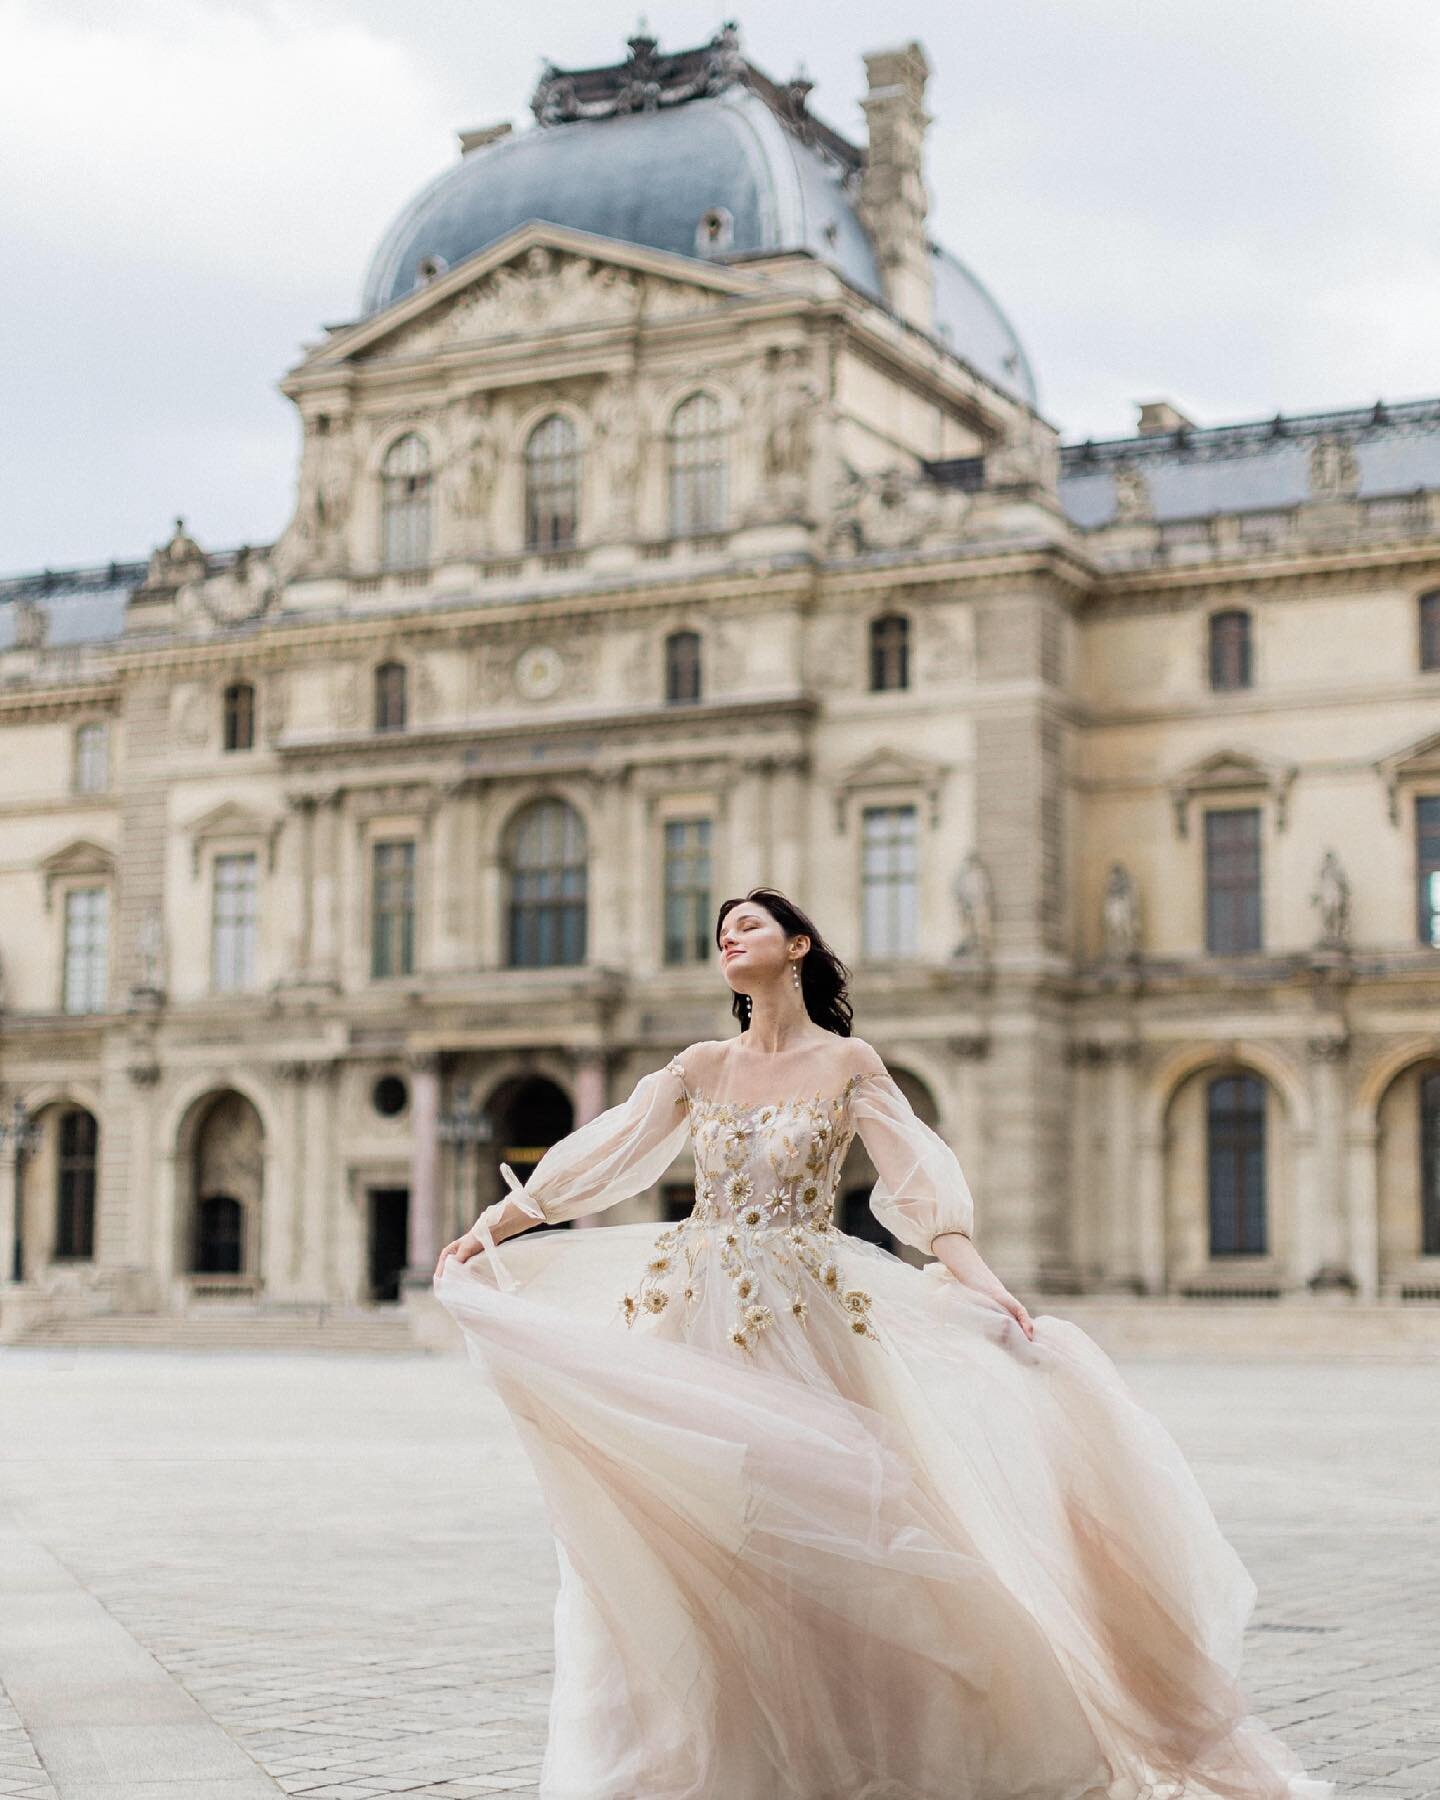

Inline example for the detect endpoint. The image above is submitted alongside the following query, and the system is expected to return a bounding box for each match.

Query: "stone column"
[1345,1124,1380,1300]
[1105,1041,1145,1291]
[1134,1124,1167,1296]
[571,1052,608,1232]
[407,1053,442,1270]
[310,793,341,988]
[1305,1031,1354,1290]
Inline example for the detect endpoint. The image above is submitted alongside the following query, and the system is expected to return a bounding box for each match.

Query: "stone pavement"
[0,1345,1432,1800]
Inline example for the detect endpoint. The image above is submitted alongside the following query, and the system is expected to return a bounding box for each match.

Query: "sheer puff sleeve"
[849,1068,975,1255]
[461,1058,689,1292]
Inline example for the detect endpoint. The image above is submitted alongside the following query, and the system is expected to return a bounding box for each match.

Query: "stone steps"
[11,1309,425,1353]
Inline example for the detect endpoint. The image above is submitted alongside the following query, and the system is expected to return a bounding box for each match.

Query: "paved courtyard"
[0,1344,1433,1800]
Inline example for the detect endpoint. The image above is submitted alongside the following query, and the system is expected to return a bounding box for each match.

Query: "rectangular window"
[1204,807,1262,955]
[74,722,109,793]
[371,839,417,978]
[55,1109,98,1260]
[861,805,919,957]
[663,819,712,965]
[212,853,258,991]
[1418,796,1440,948]
[62,887,109,1014]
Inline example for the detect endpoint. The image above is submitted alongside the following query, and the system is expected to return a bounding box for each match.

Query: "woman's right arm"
[432,1055,689,1281]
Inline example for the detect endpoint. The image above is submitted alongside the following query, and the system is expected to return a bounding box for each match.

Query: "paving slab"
[0,1345,1433,1798]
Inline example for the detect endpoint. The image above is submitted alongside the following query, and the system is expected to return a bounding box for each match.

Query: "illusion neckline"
[674,1067,879,1114]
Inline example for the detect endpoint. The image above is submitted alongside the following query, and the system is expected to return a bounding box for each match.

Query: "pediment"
[833,747,948,829]
[1376,727,1440,824]
[183,801,282,875]
[313,221,768,368]
[40,837,115,908]
[1167,748,1297,836]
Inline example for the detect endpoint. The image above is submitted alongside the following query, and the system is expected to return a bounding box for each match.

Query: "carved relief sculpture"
[1101,861,1141,961]
[1310,847,1352,950]
[952,850,995,959]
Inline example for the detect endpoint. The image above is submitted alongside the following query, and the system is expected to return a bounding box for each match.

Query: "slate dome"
[359,31,1037,408]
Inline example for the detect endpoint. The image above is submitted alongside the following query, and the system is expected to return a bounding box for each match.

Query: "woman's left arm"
[849,1056,1035,1340]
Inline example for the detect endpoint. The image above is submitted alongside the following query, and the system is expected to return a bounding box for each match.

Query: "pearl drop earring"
[791,960,801,991]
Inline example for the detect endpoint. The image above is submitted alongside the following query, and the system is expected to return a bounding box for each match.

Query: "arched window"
[1421,1068,1440,1256]
[374,661,407,733]
[869,612,910,692]
[73,721,109,793]
[380,433,432,571]
[54,1107,98,1260]
[524,414,581,551]
[665,629,702,704]
[1206,1073,1267,1256]
[1420,591,1440,672]
[505,798,587,968]
[1208,608,1252,690]
[667,392,726,536]
[222,681,255,752]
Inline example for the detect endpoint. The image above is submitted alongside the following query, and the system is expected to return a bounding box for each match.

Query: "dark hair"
[714,887,854,1037]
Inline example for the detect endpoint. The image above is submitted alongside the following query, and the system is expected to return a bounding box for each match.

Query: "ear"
[790,933,812,959]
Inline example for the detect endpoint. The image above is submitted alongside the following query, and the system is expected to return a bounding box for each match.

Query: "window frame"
[524,413,582,552]
[53,1106,99,1261]
[868,613,911,693]
[504,797,588,969]
[72,721,109,794]
[664,629,702,705]
[662,817,713,966]
[374,660,408,734]
[860,803,920,959]
[61,884,109,1015]
[1205,1072,1268,1257]
[1419,590,1440,673]
[1417,794,1440,948]
[1203,805,1263,956]
[210,850,260,993]
[380,432,433,572]
[1207,608,1253,691]
[222,681,256,753]
[667,391,727,538]
[370,837,417,980]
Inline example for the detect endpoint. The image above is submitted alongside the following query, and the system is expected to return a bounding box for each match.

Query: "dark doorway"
[840,1184,896,1251]
[482,1076,575,1230]
[195,1194,244,1273]
[368,1187,410,1301]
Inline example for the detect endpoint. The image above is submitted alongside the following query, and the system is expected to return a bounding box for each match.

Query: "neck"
[743,987,812,1053]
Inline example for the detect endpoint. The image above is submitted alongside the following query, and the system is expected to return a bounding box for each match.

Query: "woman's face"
[717,903,807,994]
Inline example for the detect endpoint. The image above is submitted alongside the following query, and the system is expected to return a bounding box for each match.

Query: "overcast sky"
[3,0,1437,573]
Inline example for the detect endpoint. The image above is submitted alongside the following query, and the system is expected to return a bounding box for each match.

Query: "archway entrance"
[480,1075,575,1228]
[185,1091,264,1289]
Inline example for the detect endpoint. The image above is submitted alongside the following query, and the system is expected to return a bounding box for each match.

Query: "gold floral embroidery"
[621,1071,881,1348]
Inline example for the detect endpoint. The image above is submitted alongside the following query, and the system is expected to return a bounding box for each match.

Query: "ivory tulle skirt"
[435,1220,1335,1800]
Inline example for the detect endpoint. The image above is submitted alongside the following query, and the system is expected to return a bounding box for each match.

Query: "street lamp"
[438,1080,493,1242]
[0,1097,42,1284]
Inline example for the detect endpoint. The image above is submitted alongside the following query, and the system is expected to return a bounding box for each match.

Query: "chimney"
[1135,400,1195,436]
[858,42,934,332]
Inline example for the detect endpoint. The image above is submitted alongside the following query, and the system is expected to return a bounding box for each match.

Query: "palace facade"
[3,27,1440,1337]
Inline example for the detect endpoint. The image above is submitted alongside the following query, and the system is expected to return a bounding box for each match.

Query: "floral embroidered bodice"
[621,1063,882,1351]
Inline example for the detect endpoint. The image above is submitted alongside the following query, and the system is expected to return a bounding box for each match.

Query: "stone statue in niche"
[287,418,356,572]
[1309,435,1359,502]
[593,384,645,532]
[952,850,994,959]
[1310,847,1352,950]
[1111,462,1152,524]
[760,347,820,482]
[134,907,166,997]
[1101,862,1141,961]
[442,392,501,547]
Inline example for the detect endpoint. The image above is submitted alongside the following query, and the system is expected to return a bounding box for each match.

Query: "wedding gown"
[434,1037,1334,1800]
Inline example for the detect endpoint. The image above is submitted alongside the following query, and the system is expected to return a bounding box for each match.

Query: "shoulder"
[844,1036,888,1081]
[666,1039,725,1083]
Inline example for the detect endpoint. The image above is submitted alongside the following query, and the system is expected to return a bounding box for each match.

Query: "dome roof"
[360,50,1036,407]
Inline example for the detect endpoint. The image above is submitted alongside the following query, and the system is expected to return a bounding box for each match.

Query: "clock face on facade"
[513,644,564,700]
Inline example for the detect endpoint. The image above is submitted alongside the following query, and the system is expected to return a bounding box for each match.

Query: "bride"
[434,887,1334,1800]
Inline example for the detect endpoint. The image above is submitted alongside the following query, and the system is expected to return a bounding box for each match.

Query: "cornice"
[0,680,120,723]
[277,692,818,775]
[1085,536,1440,611]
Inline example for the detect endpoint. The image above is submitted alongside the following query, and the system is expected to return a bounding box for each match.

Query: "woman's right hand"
[433,1230,484,1281]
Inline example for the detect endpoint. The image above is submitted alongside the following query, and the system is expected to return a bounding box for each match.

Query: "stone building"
[2,26,1439,1339]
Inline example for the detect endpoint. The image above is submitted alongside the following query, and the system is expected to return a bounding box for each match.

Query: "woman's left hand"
[931,1233,1035,1340]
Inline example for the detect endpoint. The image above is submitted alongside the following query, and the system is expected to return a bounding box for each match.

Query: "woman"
[434,888,1334,1800]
